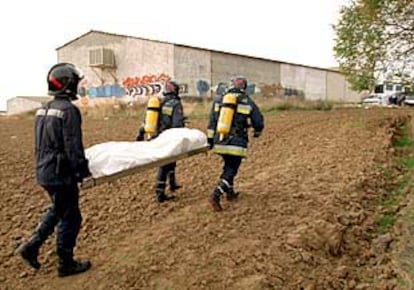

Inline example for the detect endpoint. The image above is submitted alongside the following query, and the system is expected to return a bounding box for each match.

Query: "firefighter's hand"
[136,127,145,141]
[253,131,262,138]
[208,138,214,149]
[80,176,95,189]
[136,134,144,141]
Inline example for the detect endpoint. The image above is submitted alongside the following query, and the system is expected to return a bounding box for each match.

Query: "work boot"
[170,183,182,192]
[57,248,91,277]
[209,191,223,212]
[226,188,239,201]
[156,185,176,203]
[17,237,41,270]
[157,192,176,203]
[168,171,182,192]
[58,260,92,277]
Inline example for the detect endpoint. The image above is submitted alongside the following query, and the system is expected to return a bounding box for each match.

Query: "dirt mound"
[0,108,411,289]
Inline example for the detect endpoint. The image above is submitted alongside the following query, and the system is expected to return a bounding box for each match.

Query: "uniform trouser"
[220,155,243,186]
[156,162,177,193]
[33,182,82,260]
[213,154,243,197]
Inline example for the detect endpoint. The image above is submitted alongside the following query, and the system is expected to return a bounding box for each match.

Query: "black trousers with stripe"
[220,154,242,186]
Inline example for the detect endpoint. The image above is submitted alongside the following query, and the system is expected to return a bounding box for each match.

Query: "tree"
[334,0,414,91]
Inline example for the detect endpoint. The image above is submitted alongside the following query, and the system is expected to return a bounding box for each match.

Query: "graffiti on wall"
[122,73,171,101]
[246,84,256,95]
[89,85,124,98]
[196,80,210,97]
[76,72,307,107]
[78,78,125,99]
[216,82,228,96]
[77,72,192,106]
[259,84,304,99]
[259,84,283,98]
[122,73,171,87]
[179,84,188,94]
[284,87,305,98]
[213,82,305,99]
[125,83,163,100]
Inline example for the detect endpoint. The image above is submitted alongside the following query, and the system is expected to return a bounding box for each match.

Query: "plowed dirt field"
[0,108,412,289]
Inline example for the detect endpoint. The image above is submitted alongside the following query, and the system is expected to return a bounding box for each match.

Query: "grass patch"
[394,136,414,148]
[403,158,414,169]
[377,121,414,234]
[380,196,400,207]
[378,214,396,234]
[259,99,335,113]
[376,118,414,286]
[381,167,393,180]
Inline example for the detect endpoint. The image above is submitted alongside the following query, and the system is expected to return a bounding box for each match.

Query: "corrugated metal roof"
[56,30,343,74]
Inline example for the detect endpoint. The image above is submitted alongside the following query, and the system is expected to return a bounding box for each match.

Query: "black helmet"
[47,63,84,98]
[229,76,247,92]
[163,80,180,96]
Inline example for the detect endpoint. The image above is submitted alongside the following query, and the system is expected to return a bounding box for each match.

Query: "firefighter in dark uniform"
[18,63,92,277]
[136,81,185,203]
[207,76,264,211]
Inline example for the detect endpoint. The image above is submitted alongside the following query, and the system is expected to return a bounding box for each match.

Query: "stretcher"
[81,145,209,189]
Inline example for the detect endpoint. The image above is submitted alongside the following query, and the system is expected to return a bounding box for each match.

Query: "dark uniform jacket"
[137,93,185,140]
[207,88,264,157]
[35,96,90,186]
[158,94,185,132]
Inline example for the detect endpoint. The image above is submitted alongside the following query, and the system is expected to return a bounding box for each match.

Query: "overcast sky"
[0,0,349,111]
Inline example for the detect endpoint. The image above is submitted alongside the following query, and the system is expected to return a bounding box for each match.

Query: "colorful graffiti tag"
[213,82,304,99]
[122,73,171,87]
[90,85,124,98]
[259,84,304,99]
[259,84,284,98]
[76,72,307,107]
[123,73,172,100]
[246,84,256,95]
[78,78,125,99]
[216,82,228,96]
[179,84,188,94]
[196,80,210,97]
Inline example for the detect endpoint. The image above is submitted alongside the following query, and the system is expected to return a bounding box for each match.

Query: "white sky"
[0,0,349,111]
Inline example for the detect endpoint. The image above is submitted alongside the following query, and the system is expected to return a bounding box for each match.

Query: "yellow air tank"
[144,96,160,136]
[216,93,237,140]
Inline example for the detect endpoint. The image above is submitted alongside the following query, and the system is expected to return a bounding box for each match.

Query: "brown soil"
[0,108,412,289]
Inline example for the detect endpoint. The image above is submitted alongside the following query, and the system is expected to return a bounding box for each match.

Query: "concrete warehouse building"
[56,30,361,105]
[7,96,52,115]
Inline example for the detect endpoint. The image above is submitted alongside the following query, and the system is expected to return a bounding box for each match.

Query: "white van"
[375,83,404,98]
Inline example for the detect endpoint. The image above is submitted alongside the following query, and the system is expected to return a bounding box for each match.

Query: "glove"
[253,131,262,138]
[76,159,92,182]
[208,138,214,149]
[136,127,145,141]
[136,133,144,141]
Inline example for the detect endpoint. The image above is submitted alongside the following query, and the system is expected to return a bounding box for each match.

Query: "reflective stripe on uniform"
[207,129,215,138]
[221,179,230,188]
[162,106,173,116]
[145,124,157,132]
[214,103,220,112]
[237,104,251,115]
[213,144,247,157]
[36,108,64,119]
